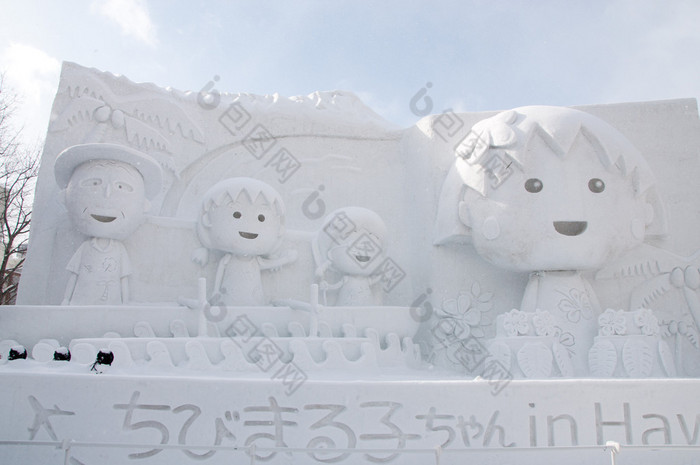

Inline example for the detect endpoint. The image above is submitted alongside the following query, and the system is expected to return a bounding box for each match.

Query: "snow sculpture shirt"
[66,238,131,305]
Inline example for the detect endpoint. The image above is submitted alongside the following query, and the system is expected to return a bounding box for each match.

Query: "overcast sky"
[1,0,699,144]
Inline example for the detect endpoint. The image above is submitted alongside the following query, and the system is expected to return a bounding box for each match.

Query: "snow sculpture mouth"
[553,221,588,236]
[355,255,371,263]
[239,231,259,239]
[91,214,117,223]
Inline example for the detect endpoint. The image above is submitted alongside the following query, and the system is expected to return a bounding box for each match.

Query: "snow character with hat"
[54,143,162,305]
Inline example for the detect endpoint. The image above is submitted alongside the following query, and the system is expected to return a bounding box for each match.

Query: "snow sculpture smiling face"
[55,143,162,241]
[197,178,285,257]
[64,160,149,240]
[315,207,388,278]
[452,106,665,272]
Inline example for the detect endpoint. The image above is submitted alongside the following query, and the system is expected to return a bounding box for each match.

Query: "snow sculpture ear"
[458,199,471,230]
[201,211,213,229]
[434,166,471,245]
[642,189,667,238]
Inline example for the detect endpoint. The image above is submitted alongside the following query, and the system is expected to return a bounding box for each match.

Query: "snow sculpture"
[195,177,296,306]
[436,106,667,375]
[313,207,388,306]
[54,143,162,305]
[3,62,700,464]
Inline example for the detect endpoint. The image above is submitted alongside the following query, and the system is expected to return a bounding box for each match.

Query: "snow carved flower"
[598,309,627,336]
[634,308,660,336]
[437,283,492,339]
[431,283,495,371]
[532,309,556,336]
[502,309,529,337]
[557,288,593,323]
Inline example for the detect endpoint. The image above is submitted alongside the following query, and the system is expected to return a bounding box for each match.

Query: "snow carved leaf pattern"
[588,340,617,377]
[657,340,677,377]
[552,341,574,377]
[622,338,653,378]
[517,342,552,378]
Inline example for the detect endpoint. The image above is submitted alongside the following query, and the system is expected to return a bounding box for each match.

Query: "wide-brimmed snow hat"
[54,143,162,199]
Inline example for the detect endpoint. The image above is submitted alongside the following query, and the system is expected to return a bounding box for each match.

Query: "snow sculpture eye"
[588,178,605,193]
[525,178,543,193]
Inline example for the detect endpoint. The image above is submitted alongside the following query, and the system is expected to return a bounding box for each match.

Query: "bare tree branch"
[0,73,41,305]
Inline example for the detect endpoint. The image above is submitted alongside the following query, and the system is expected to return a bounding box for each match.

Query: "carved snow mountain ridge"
[59,62,398,135]
[219,90,397,129]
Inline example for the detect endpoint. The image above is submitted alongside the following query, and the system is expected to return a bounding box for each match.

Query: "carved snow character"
[55,143,162,305]
[195,177,296,306]
[313,207,388,306]
[436,106,666,374]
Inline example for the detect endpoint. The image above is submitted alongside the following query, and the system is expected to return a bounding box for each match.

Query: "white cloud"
[93,0,158,48]
[2,43,61,144]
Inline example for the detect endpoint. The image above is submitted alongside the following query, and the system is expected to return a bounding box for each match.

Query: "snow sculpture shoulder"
[437,105,667,374]
[55,143,162,305]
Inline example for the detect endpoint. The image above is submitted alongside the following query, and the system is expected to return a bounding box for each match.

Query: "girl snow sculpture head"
[314,207,388,278]
[313,207,388,306]
[437,106,666,272]
[197,177,286,257]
